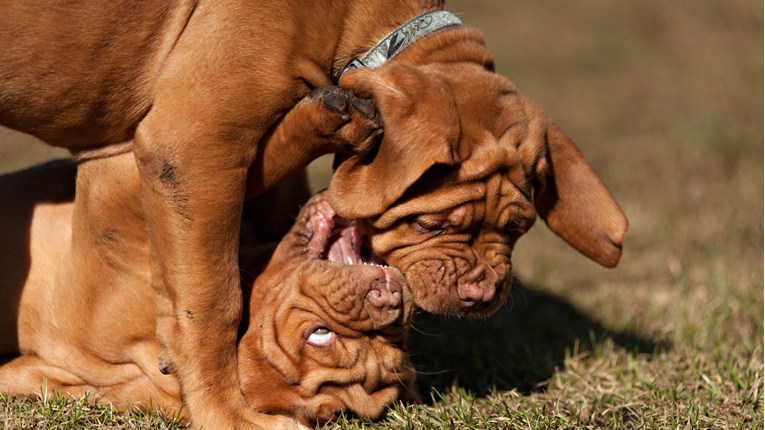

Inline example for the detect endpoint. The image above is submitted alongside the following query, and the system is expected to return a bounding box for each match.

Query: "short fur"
[331,58,628,315]
[0,159,416,428]
[0,1,627,426]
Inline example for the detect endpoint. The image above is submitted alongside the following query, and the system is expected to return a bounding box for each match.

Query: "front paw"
[306,86,382,154]
[192,406,310,430]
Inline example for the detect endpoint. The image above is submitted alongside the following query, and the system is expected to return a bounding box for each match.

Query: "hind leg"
[0,355,87,398]
[97,373,185,420]
[0,354,184,420]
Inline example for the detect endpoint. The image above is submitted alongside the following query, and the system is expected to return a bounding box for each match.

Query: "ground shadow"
[406,279,671,398]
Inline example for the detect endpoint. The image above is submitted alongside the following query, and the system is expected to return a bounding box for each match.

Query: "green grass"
[0,392,186,430]
[1,0,762,429]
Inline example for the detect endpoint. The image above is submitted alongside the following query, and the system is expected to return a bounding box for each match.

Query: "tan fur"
[0,85,382,430]
[0,1,626,426]
[330,32,628,315]
[0,160,416,428]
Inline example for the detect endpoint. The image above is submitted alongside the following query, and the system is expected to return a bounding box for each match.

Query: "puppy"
[0,159,416,427]
[331,53,629,316]
[1,2,627,425]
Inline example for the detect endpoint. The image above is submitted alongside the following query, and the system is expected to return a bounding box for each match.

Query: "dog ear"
[534,122,629,267]
[328,137,458,219]
[329,65,461,219]
[419,0,446,9]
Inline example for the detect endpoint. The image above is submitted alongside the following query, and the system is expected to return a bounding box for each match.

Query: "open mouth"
[302,194,411,330]
[306,196,387,267]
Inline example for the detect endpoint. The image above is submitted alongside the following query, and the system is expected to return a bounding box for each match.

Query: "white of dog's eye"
[307,327,334,346]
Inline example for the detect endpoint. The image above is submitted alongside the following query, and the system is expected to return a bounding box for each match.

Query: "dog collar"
[334,10,462,81]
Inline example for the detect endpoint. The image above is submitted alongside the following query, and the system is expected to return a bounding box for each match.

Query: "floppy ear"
[534,122,629,267]
[329,64,461,219]
[328,137,458,219]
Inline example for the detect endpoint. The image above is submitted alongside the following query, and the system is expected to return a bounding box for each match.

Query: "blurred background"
[402,0,764,417]
[0,0,761,426]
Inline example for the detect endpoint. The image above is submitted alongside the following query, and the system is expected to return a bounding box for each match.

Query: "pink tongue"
[325,218,362,264]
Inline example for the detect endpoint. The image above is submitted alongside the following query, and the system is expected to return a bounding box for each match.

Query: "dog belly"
[0,0,196,148]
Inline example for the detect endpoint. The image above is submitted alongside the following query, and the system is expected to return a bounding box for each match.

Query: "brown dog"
[0,1,627,427]
[329,42,629,317]
[328,81,631,315]
[0,159,416,427]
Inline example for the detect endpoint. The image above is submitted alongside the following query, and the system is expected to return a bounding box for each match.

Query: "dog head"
[237,192,416,426]
[330,28,628,316]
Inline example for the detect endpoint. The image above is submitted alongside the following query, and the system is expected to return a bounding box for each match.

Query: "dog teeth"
[360,261,388,268]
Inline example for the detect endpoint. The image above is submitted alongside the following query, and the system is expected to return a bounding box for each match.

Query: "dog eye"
[307,327,334,346]
[506,213,535,235]
[411,215,448,235]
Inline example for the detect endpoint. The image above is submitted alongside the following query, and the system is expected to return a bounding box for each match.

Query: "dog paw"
[194,408,308,430]
[306,86,382,154]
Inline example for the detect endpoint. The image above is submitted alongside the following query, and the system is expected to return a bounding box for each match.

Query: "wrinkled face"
[367,68,542,316]
[334,62,546,316]
[332,29,627,319]
[238,193,417,426]
[364,171,537,317]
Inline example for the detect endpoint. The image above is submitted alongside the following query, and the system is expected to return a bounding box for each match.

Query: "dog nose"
[364,266,404,327]
[457,265,496,307]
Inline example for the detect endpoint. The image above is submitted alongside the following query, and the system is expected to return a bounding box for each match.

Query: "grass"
[0,392,186,430]
[1,0,762,429]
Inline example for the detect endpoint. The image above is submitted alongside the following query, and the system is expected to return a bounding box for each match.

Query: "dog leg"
[0,355,184,420]
[132,126,258,429]
[95,374,185,420]
[133,107,311,430]
[0,355,87,398]
[130,55,370,430]
[246,86,382,197]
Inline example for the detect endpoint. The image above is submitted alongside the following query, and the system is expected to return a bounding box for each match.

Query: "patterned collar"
[334,10,463,81]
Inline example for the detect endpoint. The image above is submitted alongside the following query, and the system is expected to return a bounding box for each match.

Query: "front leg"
[246,86,382,196]
[133,78,375,430]
[133,116,306,430]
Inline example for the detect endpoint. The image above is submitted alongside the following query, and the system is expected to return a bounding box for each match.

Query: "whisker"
[414,368,454,376]
[239,269,257,282]
[393,366,408,389]
[408,324,441,337]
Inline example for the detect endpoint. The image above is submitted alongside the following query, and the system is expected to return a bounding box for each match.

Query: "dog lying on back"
[0,87,415,425]
[1,2,628,426]
[0,158,416,426]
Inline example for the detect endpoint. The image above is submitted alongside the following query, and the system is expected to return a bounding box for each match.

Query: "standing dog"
[0,1,627,427]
